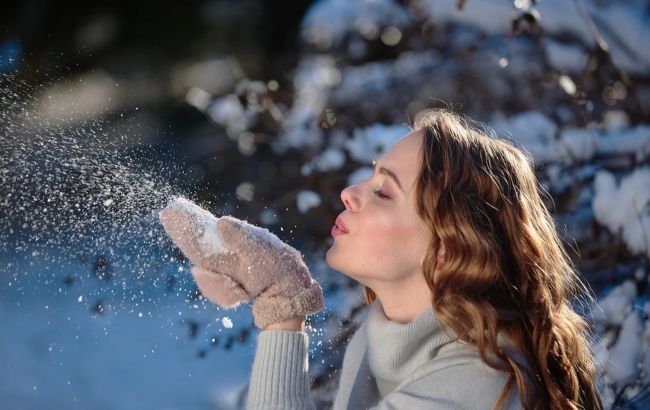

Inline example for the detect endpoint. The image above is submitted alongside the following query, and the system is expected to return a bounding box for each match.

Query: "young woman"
[160,109,604,410]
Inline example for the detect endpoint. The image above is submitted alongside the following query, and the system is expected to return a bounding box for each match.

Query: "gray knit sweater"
[246,299,530,409]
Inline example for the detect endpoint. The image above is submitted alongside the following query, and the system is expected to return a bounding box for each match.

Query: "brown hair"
[363,109,603,410]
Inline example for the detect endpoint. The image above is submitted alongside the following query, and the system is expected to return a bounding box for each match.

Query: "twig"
[571,0,632,87]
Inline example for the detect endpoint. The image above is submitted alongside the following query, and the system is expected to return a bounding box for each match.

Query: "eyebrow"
[373,160,404,192]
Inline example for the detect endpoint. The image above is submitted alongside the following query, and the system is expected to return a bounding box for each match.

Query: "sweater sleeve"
[246,329,316,410]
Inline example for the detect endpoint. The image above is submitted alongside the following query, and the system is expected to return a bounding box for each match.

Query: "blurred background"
[1,0,649,409]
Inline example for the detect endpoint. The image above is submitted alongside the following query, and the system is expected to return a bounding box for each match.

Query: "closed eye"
[373,188,390,199]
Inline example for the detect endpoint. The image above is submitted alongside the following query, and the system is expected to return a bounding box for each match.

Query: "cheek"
[326,207,430,277]
[375,217,430,268]
[356,217,423,267]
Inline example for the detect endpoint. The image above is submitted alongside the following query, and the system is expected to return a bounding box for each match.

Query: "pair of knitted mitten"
[159,197,324,329]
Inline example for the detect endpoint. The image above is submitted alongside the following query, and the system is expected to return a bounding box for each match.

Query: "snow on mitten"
[159,197,324,329]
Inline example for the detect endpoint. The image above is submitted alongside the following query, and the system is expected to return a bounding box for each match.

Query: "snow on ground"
[0,241,361,410]
[0,253,253,410]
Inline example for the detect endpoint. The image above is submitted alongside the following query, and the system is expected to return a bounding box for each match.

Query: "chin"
[326,247,377,286]
[325,247,339,270]
[325,248,351,276]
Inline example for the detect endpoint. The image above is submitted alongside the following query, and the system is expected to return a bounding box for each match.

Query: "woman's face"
[326,129,432,286]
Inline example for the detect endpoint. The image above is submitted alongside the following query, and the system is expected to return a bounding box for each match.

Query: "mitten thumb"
[191,266,250,309]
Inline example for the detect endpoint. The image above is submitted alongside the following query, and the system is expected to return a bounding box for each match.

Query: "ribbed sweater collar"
[365,298,457,396]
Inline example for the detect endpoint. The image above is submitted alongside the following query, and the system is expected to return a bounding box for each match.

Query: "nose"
[340,185,358,212]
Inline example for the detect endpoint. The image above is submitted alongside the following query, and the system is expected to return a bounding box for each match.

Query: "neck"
[369,273,433,324]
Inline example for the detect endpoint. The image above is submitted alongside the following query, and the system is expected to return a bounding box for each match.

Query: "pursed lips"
[335,216,349,233]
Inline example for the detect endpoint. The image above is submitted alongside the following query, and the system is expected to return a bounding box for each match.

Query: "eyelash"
[373,187,390,199]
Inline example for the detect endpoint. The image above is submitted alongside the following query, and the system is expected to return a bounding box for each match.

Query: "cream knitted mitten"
[159,197,324,329]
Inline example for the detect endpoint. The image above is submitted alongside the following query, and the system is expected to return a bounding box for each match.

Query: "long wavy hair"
[363,109,603,410]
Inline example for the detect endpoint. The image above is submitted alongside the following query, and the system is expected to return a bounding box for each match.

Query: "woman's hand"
[159,197,324,329]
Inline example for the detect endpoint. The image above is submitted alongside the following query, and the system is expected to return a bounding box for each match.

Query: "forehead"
[379,131,422,171]
[379,129,423,189]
